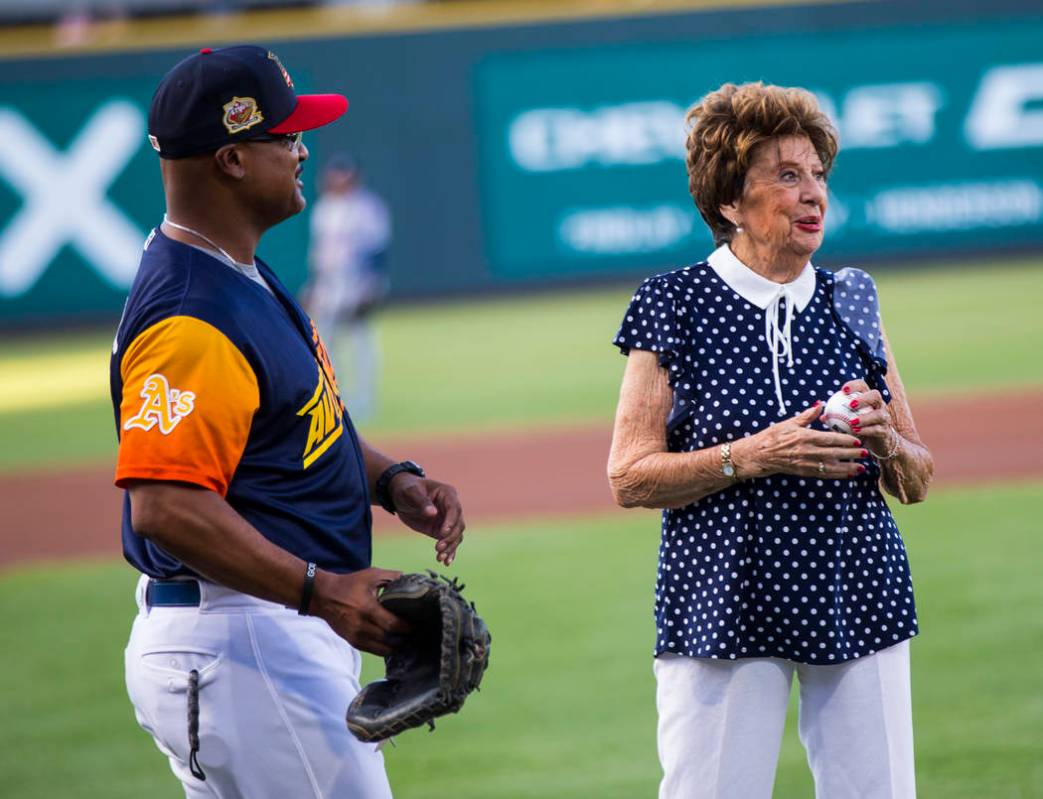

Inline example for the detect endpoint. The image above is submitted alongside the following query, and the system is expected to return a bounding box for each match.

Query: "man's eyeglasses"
[248,131,304,152]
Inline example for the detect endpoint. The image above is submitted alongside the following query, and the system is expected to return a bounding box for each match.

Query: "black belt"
[146,579,201,608]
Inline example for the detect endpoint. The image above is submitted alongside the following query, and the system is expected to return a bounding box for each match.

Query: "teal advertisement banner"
[475,16,1043,280]
[0,2,1041,325]
[0,60,317,323]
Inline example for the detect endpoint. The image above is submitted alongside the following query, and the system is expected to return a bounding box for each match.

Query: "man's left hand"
[389,475,465,566]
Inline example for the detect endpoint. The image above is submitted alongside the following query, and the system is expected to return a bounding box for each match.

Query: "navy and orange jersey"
[110,228,371,578]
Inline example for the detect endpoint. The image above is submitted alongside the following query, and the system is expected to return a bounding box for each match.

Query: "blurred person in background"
[608,82,933,799]
[303,154,391,423]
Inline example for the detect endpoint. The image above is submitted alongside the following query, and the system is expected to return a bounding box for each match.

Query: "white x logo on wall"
[0,100,146,297]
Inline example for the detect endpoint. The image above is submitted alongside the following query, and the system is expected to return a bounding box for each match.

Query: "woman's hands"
[835,380,896,458]
[733,402,868,480]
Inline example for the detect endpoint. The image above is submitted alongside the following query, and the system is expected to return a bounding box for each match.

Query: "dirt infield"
[2,388,1041,570]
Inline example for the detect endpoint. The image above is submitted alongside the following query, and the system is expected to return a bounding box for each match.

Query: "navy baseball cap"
[148,45,348,159]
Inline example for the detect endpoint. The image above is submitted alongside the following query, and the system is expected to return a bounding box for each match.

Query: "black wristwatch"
[374,460,425,514]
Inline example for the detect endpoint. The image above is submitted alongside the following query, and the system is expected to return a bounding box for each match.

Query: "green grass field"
[2,256,1043,472]
[2,255,1042,797]
[1,483,1041,798]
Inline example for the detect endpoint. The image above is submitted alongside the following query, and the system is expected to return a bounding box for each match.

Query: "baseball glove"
[346,571,491,743]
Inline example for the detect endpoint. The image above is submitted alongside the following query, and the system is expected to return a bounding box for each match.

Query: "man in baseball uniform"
[111,45,465,798]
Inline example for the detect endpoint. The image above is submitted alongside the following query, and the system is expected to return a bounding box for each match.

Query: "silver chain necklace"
[163,214,244,267]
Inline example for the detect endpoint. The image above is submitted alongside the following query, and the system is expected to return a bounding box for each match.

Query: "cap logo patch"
[268,51,294,89]
[222,96,264,134]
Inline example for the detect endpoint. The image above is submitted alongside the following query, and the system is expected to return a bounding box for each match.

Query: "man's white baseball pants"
[125,575,392,799]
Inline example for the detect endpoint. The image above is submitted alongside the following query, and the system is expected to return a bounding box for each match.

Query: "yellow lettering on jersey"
[297,365,344,469]
[123,373,196,435]
[311,319,346,413]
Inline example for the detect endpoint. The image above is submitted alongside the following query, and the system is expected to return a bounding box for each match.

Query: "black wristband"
[374,460,425,515]
[298,562,317,616]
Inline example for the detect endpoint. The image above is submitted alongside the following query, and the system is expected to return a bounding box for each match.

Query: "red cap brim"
[269,94,348,133]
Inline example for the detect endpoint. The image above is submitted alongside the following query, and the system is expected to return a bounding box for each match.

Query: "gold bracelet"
[720,442,740,481]
[869,430,901,461]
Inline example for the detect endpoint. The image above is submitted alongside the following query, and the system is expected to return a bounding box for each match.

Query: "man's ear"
[214,144,247,180]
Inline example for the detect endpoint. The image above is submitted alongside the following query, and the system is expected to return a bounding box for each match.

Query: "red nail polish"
[842,386,851,394]
[814,400,822,407]
[851,419,861,428]
[861,449,869,458]
[854,439,862,446]
[858,464,866,473]
[849,399,859,409]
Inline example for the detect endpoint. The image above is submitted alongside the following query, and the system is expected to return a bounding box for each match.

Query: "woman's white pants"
[654,641,915,799]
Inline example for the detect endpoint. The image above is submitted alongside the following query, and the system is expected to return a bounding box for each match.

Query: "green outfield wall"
[0,0,1041,324]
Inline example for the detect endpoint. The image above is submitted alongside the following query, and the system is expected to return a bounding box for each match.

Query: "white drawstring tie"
[764,287,797,415]
[704,245,816,415]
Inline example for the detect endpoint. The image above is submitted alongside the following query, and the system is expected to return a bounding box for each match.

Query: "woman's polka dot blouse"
[613,256,918,664]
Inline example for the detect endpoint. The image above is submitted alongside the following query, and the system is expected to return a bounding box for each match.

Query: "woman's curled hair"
[685,82,838,246]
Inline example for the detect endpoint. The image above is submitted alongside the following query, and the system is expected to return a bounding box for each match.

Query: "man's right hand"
[311,567,410,656]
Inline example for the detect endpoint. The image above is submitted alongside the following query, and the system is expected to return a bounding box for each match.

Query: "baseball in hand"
[821,389,861,434]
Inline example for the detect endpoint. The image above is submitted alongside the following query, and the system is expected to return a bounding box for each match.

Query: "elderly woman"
[608,82,934,799]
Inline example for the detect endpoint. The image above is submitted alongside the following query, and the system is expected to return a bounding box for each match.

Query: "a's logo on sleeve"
[124,373,196,435]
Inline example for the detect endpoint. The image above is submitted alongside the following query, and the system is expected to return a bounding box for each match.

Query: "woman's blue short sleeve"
[830,268,892,402]
[612,276,685,372]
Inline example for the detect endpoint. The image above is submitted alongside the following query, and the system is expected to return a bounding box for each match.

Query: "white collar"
[706,244,816,312]
[707,244,816,415]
